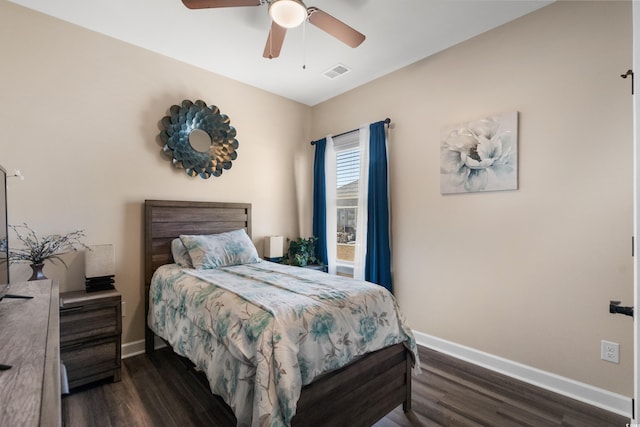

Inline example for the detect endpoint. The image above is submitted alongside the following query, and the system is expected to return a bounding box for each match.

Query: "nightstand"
[59,289,121,389]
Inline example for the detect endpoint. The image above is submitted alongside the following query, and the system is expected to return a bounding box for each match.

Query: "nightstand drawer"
[61,336,120,388]
[60,301,120,345]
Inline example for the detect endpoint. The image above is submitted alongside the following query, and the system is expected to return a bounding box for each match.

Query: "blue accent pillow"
[180,229,260,269]
[171,238,193,268]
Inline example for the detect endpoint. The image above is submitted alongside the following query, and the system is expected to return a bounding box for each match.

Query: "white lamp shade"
[269,0,307,29]
[264,236,284,259]
[85,244,115,278]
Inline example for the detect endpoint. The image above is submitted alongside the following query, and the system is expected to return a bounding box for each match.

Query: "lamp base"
[85,275,115,293]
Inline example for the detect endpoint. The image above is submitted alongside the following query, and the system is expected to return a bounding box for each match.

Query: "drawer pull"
[62,342,86,351]
[61,306,84,314]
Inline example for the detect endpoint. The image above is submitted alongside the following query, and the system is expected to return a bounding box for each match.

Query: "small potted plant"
[284,236,322,268]
[8,223,89,281]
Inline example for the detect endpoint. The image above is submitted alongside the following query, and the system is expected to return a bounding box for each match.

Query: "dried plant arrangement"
[8,223,89,267]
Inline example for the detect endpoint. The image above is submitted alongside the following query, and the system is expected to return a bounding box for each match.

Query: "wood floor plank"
[373,405,438,427]
[63,362,156,427]
[495,402,561,427]
[424,363,564,425]
[62,345,630,427]
[418,347,627,427]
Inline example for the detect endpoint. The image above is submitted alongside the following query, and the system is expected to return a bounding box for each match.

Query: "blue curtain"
[312,138,328,266]
[365,121,392,292]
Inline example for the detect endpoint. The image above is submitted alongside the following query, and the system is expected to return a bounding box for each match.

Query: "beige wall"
[311,1,634,396]
[0,1,311,345]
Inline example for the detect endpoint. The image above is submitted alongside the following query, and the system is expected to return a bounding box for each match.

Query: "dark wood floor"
[62,346,629,427]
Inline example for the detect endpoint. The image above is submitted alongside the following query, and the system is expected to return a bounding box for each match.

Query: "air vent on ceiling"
[323,63,351,79]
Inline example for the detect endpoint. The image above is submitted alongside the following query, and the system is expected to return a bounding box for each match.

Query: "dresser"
[60,289,121,389]
[0,279,61,427]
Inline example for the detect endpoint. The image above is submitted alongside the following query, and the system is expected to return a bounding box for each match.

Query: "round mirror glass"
[188,129,212,153]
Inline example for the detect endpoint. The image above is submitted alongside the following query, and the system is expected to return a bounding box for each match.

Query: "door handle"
[609,300,634,317]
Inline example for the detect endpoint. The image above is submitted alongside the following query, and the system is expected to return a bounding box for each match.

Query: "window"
[313,120,391,288]
[334,132,361,266]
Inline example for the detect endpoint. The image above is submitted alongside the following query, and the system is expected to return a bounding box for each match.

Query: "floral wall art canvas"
[440,111,518,194]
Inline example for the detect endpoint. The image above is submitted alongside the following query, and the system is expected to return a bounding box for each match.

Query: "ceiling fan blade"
[263,21,286,59]
[181,0,260,9]
[307,7,365,48]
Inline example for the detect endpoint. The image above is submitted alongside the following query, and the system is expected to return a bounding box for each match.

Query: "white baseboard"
[122,339,145,358]
[121,337,166,359]
[413,331,633,419]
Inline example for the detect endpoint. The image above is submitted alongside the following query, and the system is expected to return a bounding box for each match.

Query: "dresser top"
[60,289,120,308]
[0,279,60,427]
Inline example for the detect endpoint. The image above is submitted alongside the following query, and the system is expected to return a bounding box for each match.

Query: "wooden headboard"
[144,199,252,352]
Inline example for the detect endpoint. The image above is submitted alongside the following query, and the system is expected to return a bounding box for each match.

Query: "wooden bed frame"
[144,199,413,426]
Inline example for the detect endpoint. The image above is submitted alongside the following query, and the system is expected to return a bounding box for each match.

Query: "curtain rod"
[310,118,391,145]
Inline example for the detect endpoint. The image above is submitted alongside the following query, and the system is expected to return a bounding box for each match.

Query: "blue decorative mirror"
[159,99,239,179]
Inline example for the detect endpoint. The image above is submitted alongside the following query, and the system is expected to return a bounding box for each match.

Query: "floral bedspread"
[148,261,419,427]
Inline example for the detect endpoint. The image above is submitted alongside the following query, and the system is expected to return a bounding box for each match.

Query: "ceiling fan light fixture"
[269,0,307,29]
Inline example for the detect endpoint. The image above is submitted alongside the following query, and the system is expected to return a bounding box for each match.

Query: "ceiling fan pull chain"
[302,18,307,70]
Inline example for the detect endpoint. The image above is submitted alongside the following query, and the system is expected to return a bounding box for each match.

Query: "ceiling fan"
[181,0,366,59]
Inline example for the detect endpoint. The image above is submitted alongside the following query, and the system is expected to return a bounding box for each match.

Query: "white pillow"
[171,238,193,268]
[179,229,260,269]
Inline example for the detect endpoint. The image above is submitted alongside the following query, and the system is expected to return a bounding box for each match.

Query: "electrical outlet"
[122,301,126,317]
[601,340,619,364]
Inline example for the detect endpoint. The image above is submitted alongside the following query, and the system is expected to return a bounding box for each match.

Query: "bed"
[144,199,418,426]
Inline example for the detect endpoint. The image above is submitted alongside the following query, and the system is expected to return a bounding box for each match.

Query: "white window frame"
[334,131,361,277]
[325,124,369,279]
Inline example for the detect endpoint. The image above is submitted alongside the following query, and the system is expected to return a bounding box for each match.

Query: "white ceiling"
[9,0,552,106]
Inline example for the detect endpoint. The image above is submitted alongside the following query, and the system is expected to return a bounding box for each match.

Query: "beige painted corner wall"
[310,1,634,396]
[0,2,311,345]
